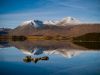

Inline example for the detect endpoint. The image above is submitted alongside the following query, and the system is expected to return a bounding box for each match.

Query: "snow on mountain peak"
[62,17,75,21]
[43,17,80,25]
[19,17,80,28]
[59,17,80,25]
[21,20,33,26]
[20,20,44,28]
[43,20,59,25]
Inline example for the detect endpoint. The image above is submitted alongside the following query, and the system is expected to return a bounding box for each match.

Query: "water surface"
[0,40,100,75]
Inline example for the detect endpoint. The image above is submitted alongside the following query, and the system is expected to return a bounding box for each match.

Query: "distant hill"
[0,28,12,36]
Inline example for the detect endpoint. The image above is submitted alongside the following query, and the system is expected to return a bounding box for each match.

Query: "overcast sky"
[0,0,100,28]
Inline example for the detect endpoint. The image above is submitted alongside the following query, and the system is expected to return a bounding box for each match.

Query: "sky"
[0,0,100,28]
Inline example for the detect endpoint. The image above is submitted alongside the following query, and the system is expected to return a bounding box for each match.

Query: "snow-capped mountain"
[43,17,80,25]
[20,20,44,28]
[19,17,80,28]
[43,20,59,25]
[57,17,80,25]
[9,17,82,36]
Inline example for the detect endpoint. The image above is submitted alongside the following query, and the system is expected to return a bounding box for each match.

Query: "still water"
[0,40,100,75]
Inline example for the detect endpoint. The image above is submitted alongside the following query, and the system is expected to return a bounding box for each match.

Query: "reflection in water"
[0,35,100,75]
[0,36,100,62]
[72,33,100,49]
[73,42,100,49]
[11,36,27,41]
[23,56,49,63]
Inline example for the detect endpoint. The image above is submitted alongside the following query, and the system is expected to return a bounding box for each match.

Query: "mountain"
[9,23,100,38]
[67,24,100,37]
[9,17,80,36]
[9,17,100,37]
[9,20,44,36]
[21,20,44,28]
[16,17,80,29]
[43,20,59,25]
[0,28,12,36]
[20,20,43,28]
[57,17,80,25]
[43,17,80,25]
[19,17,80,26]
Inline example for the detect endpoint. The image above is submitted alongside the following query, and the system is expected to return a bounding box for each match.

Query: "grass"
[27,35,70,41]
[1,33,100,41]
[73,42,100,49]
[72,33,100,49]
[72,33,100,42]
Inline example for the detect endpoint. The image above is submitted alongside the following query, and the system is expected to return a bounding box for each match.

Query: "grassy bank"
[72,33,100,42]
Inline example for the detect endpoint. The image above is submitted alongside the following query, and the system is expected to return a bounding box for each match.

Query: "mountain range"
[19,17,80,28]
[9,16,100,37]
[43,17,80,25]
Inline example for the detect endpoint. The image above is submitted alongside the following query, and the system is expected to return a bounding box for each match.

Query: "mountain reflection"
[0,37,100,62]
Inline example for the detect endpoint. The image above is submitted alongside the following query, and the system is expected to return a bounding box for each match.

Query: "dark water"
[0,40,100,75]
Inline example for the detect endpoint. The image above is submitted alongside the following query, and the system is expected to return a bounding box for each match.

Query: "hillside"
[9,24,100,38]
